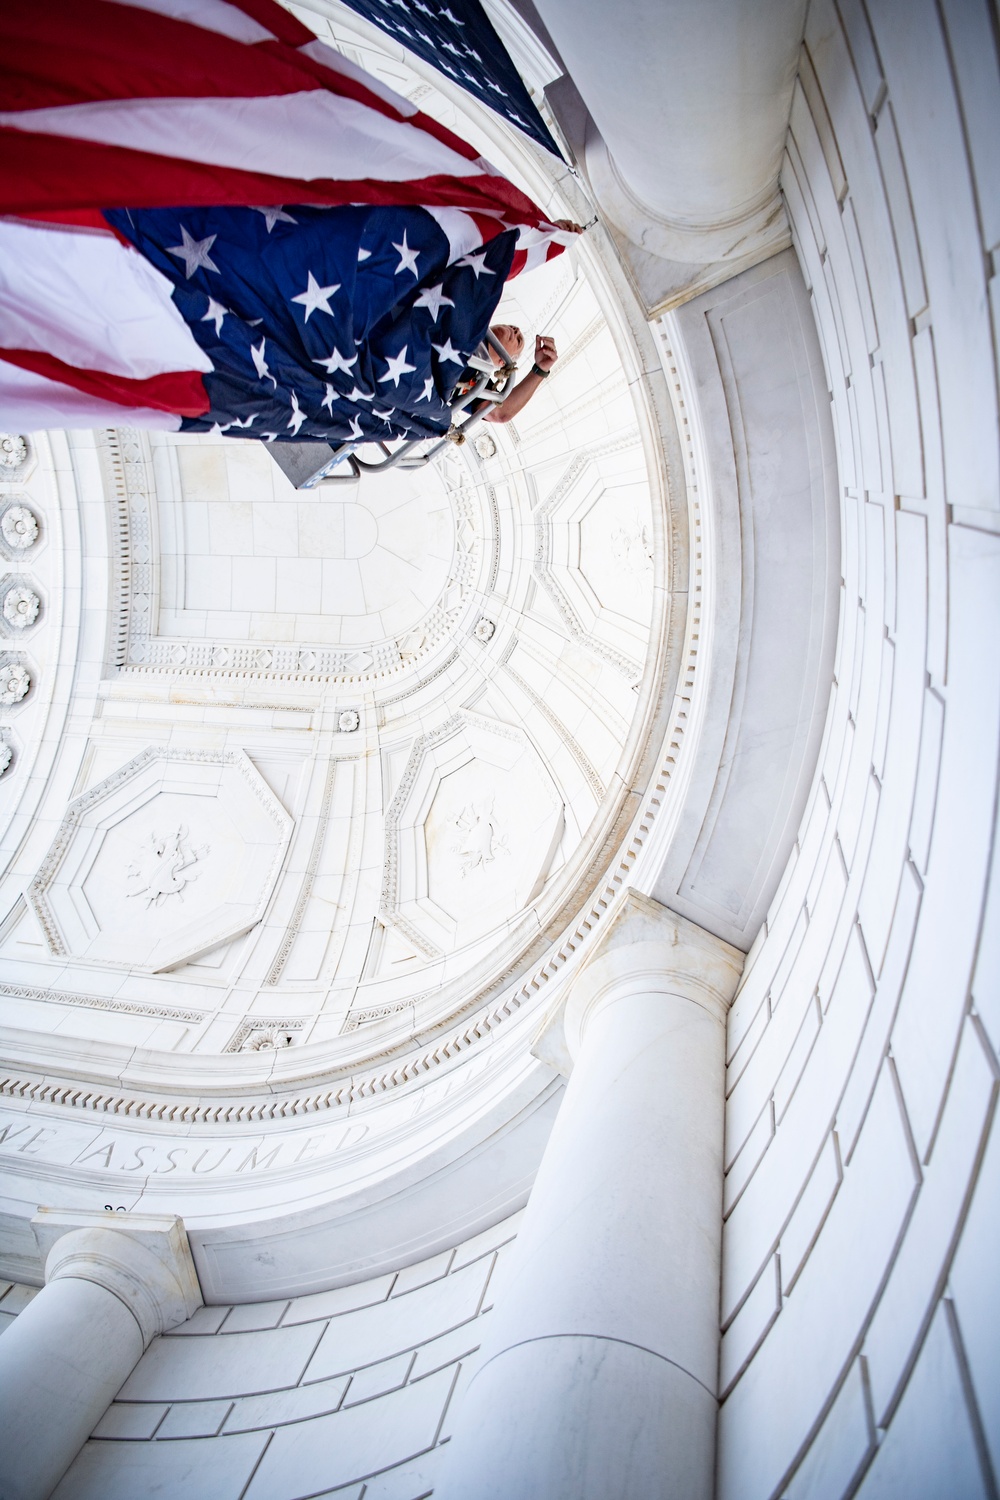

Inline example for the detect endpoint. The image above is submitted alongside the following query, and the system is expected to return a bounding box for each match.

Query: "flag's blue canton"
[105,205,517,443]
[337,0,562,157]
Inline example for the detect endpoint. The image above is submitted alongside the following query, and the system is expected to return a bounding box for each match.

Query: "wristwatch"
[530,363,551,378]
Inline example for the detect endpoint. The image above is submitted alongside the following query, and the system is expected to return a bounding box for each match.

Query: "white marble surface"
[651,250,839,949]
[51,1213,519,1500]
[437,896,741,1499]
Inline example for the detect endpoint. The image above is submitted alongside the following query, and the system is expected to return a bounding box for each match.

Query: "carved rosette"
[244,1030,295,1052]
[338,709,361,733]
[3,586,40,629]
[1,506,39,549]
[0,435,28,471]
[0,663,30,704]
[474,618,496,642]
[0,744,12,775]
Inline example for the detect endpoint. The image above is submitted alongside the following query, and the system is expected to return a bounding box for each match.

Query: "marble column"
[0,1210,201,1500]
[436,892,743,1500]
[535,0,807,312]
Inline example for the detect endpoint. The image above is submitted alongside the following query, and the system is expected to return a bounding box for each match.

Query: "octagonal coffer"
[27,747,293,972]
[380,709,565,958]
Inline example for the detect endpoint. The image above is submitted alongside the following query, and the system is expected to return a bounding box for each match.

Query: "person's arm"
[484,334,558,424]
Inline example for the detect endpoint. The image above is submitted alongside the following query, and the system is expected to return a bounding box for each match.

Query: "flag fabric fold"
[0,0,567,438]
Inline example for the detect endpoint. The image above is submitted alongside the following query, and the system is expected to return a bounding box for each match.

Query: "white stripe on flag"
[297,39,419,119]
[102,0,275,45]
[0,358,183,431]
[423,207,488,264]
[0,218,212,379]
[0,92,484,184]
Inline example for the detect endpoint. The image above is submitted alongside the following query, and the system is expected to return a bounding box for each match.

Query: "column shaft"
[534,0,806,236]
[0,1276,144,1500]
[437,973,730,1499]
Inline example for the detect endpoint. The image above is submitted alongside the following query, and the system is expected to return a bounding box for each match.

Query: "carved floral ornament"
[244,1030,296,1051]
[3,586,40,629]
[0,663,30,704]
[126,826,209,908]
[338,708,360,732]
[1,506,39,549]
[0,743,11,775]
[0,435,28,470]
[474,617,496,642]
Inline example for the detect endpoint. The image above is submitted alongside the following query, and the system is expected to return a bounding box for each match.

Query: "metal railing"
[304,328,517,486]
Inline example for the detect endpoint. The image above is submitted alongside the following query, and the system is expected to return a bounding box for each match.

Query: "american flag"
[336,0,563,157]
[0,0,568,438]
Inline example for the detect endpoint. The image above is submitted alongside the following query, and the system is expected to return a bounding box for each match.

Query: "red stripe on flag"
[0,128,548,225]
[4,206,120,235]
[0,348,210,416]
[3,0,400,120]
[281,44,479,163]
[221,0,316,46]
[1,1,479,165]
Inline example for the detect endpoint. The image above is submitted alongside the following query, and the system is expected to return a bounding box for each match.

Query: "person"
[454,323,559,425]
[485,326,560,424]
[450,219,580,426]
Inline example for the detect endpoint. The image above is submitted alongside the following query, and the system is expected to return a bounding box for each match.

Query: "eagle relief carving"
[126,825,209,908]
[452,798,509,876]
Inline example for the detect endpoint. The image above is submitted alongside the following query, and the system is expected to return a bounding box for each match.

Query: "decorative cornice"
[0,980,204,1025]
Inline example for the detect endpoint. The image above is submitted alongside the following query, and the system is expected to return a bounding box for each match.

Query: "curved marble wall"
[37,1212,524,1500]
[717,2,1000,1496]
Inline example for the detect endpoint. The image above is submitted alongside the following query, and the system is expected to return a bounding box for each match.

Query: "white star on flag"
[166,226,219,278]
[287,391,307,435]
[291,271,341,322]
[201,297,227,336]
[373,407,395,421]
[347,415,364,441]
[252,206,297,232]
[321,384,337,413]
[416,376,436,402]
[457,249,495,279]
[251,338,277,388]
[432,337,464,365]
[314,346,358,375]
[379,346,418,386]
[358,247,372,262]
[413,283,455,321]
[345,386,374,403]
[392,231,421,277]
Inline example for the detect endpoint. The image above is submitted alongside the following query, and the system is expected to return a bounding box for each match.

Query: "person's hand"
[552,219,584,233]
[534,334,558,372]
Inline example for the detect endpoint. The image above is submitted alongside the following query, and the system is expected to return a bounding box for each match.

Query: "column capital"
[534,889,744,1074]
[32,1209,202,1347]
